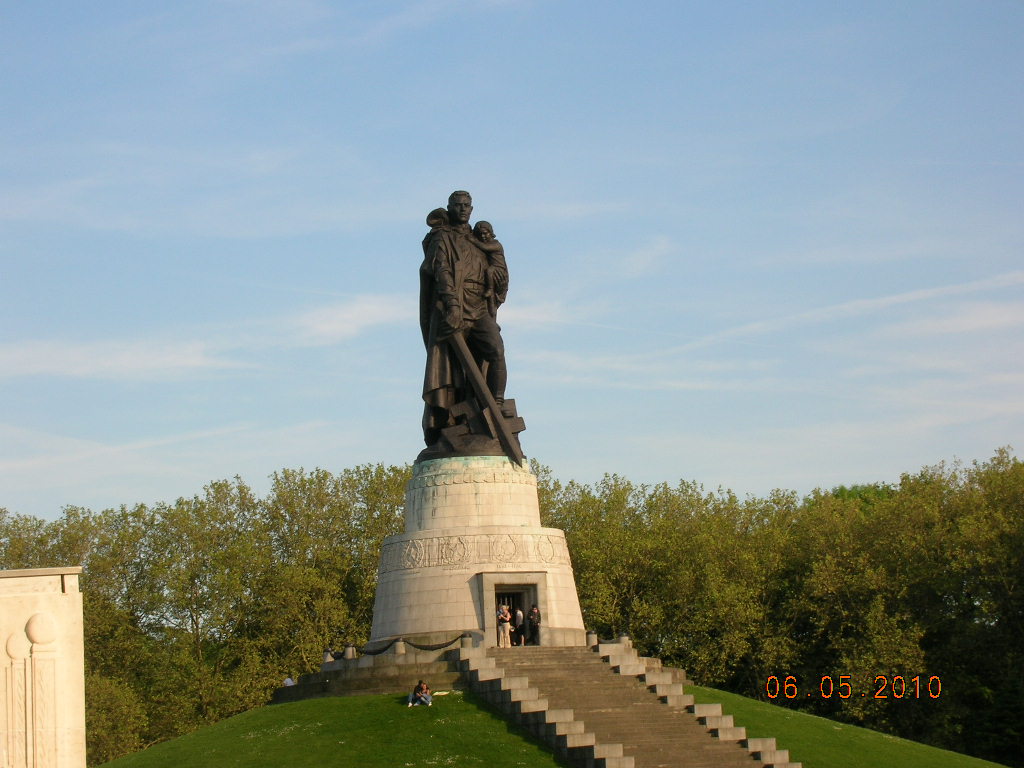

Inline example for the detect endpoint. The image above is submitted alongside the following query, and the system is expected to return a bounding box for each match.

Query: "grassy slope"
[688,685,1008,768]
[101,686,1009,768]
[102,691,563,768]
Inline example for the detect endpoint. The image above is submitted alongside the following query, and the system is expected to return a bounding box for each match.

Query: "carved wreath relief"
[379,532,569,574]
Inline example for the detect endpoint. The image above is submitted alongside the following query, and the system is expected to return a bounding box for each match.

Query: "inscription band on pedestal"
[379,532,570,573]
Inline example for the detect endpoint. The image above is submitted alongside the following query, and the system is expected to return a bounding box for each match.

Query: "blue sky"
[2,1,1022,519]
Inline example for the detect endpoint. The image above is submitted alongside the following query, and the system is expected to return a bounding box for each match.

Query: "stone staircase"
[454,641,801,768]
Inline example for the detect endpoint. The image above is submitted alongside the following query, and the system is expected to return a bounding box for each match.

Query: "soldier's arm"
[430,232,462,328]
[488,246,508,300]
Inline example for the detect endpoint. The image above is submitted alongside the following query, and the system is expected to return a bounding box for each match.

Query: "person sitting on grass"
[407,680,432,707]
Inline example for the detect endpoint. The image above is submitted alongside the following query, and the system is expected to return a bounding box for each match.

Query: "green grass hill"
[687,686,1007,768]
[102,687,1009,768]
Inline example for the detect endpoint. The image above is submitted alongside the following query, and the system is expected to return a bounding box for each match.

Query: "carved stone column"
[0,568,85,768]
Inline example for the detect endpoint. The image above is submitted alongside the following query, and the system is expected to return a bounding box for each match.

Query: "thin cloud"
[623,235,673,276]
[0,340,245,380]
[881,301,1024,337]
[667,270,1024,354]
[104,2,336,77]
[0,295,416,384]
[513,271,1024,381]
[0,422,253,474]
[0,140,368,236]
[516,347,780,392]
[294,294,415,345]
[499,301,573,328]
[0,176,108,224]
[494,198,629,223]
[0,418,397,515]
[345,0,461,47]
[344,0,527,47]
[772,235,980,266]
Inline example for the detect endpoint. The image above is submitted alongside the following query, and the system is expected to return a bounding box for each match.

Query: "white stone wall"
[403,456,542,532]
[370,457,586,647]
[1,568,86,768]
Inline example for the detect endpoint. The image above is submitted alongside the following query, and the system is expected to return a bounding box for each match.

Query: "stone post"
[1,568,85,768]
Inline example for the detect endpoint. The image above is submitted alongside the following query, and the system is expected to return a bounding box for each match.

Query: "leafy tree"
[251,465,406,676]
[3,453,1022,767]
[83,672,147,764]
[0,506,55,568]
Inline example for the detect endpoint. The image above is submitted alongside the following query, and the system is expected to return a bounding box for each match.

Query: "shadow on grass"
[459,688,566,764]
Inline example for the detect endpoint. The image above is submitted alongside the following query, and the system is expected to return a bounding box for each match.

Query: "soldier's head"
[447,190,473,225]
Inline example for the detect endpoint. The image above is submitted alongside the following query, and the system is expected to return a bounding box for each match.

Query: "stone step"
[688,702,722,717]
[466,644,796,768]
[602,741,752,756]
[499,661,606,669]
[659,693,695,707]
[710,725,746,741]
[640,671,674,685]
[495,663,606,667]
[743,737,776,753]
[496,665,610,676]
[753,748,790,764]
[557,731,596,749]
[579,728,730,743]
[596,643,631,656]
[499,674,529,689]
[542,719,586,737]
[489,649,596,658]
[513,696,548,714]
[499,666,610,677]
[600,655,639,668]
[617,744,743,754]
[520,708,577,729]
[540,707,575,723]
[592,742,624,759]
[499,673,630,685]
[609,662,646,676]
[647,682,683,697]
[499,686,540,703]
[492,649,604,657]
[459,656,496,671]
[698,714,734,729]
[470,666,503,682]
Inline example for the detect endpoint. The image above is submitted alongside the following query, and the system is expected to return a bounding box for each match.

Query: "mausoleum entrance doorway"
[495,584,536,644]
[476,571,553,648]
[496,586,534,618]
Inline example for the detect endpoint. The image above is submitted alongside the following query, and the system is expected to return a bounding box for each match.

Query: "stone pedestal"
[370,456,586,647]
[1,567,86,768]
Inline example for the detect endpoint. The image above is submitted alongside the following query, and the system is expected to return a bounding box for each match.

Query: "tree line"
[1,450,1021,767]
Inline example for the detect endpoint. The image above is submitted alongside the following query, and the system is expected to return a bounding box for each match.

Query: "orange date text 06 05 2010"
[765,675,942,700]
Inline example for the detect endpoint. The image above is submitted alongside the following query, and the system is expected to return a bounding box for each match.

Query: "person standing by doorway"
[513,606,525,646]
[527,604,541,646]
[496,604,512,647]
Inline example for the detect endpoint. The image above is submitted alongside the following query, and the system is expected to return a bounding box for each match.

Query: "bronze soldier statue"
[419,191,524,462]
